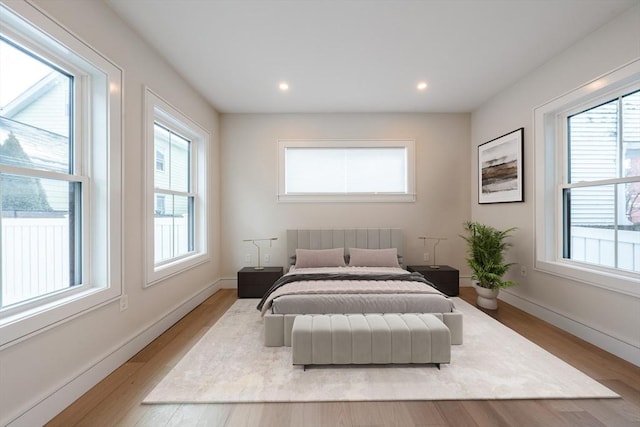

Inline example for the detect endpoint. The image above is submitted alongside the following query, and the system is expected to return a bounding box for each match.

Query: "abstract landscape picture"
[478,128,523,203]
[481,142,518,193]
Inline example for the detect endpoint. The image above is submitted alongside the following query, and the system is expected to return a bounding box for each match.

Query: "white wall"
[471,5,640,365]
[0,1,221,425]
[220,113,471,278]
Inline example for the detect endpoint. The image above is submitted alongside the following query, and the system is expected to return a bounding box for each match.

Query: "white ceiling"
[106,0,639,114]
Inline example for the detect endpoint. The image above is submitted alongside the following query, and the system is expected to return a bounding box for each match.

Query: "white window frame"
[144,88,209,286]
[277,139,416,203]
[534,58,640,297]
[0,2,123,348]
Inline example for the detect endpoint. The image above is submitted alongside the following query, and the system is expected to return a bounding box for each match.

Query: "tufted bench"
[291,313,451,369]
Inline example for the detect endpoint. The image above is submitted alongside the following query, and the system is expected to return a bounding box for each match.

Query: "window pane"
[568,99,618,183]
[285,147,407,194]
[154,193,194,264]
[623,91,640,181]
[565,185,616,268]
[169,132,190,192]
[153,124,170,190]
[1,174,81,307]
[0,38,71,174]
[346,148,406,192]
[622,181,640,272]
[286,148,347,193]
[154,123,190,193]
[565,184,640,272]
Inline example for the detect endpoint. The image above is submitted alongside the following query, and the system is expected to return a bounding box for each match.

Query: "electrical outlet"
[120,294,128,312]
[423,252,429,262]
[244,254,251,263]
[520,265,527,277]
[264,254,271,264]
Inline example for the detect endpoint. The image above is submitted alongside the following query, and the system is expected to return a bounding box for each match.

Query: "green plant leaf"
[460,221,518,290]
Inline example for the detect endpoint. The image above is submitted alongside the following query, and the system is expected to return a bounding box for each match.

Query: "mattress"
[261,266,455,315]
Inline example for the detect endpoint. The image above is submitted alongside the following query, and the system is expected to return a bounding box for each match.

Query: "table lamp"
[418,236,447,269]
[243,237,277,270]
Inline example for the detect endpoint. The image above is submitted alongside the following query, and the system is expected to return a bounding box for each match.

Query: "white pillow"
[294,248,346,268]
[348,247,400,268]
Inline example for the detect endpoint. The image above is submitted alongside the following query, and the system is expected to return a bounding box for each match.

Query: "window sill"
[535,259,640,298]
[146,252,210,287]
[0,286,120,350]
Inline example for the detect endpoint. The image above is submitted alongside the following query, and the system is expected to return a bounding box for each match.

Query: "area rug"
[143,298,618,403]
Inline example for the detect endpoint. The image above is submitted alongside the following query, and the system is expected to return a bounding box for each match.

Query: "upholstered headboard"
[286,228,403,265]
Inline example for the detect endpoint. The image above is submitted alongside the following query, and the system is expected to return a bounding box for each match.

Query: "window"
[145,88,208,285]
[534,59,640,296]
[153,123,193,264]
[155,194,166,215]
[278,139,416,202]
[155,149,165,172]
[0,2,122,346]
[564,91,640,271]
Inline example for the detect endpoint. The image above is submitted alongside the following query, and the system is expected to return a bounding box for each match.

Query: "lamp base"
[429,265,440,269]
[253,266,265,270]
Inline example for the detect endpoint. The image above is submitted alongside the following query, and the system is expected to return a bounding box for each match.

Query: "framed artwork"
[478,128,524,204]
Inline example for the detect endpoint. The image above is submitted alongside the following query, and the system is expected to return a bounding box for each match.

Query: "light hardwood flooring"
[48,287,640,426]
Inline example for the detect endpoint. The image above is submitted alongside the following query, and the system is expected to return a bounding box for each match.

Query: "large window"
[278,139,415,202]
[564,91,640,271]
[145,89,208,286]
[535,59,640,296]
[0,2,122,346]
[153,123,193,264]
[0,38,79,308]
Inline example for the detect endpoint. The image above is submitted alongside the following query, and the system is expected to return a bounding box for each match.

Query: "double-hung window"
[564,90,640,270]
[145,89,208,285]
[0,37,80,306]
[0,2,122,346]
[535,59,640,295]
[278,139,416,202]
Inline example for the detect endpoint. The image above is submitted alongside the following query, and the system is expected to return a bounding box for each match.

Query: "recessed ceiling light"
[417,82,428,91]
[279,82,289,91]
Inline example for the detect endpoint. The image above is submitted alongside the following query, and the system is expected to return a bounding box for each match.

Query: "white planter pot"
[473,281,499,310]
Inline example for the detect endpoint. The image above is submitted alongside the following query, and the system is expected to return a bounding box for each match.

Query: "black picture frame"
[478,128,524,204]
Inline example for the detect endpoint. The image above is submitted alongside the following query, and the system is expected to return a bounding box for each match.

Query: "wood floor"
[48,287,640,427]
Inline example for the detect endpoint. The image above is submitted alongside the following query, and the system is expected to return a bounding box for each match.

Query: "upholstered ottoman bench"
[291,313,451,369]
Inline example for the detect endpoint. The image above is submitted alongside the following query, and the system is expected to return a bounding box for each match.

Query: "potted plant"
[460,221,517,310]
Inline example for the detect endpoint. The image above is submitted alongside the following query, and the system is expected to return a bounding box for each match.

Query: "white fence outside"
[1,216,189,307]
[154,216,189,264]
[570,226,640,272]
[1,217,70,306]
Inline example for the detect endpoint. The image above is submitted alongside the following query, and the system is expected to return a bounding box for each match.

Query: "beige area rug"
[143,298,618,403]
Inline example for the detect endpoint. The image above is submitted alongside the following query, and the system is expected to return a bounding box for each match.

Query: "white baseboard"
[219,277,237,289]
[7,280,223,427]
[499,289,640,367]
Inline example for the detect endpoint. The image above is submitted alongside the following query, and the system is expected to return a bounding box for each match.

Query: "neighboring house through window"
[534,59,640,296]
[564,90,640,270]
[155,194,166,215]
[155,149,165,172]
[145,88,209,286]
[0,2,122,347]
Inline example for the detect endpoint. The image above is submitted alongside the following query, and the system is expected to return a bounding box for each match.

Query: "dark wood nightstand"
[237,266,283,298]
[407,265,459,296]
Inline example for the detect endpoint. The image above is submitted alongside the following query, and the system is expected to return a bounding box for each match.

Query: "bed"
[260,229,463,347]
